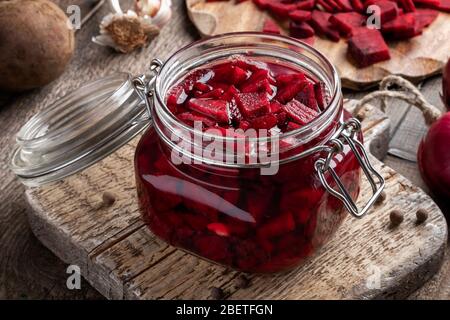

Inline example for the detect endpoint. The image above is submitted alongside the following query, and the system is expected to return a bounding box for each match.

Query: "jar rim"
[153,32,342,143]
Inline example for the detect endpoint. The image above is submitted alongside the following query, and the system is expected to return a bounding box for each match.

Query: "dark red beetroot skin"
[135,56,362,273]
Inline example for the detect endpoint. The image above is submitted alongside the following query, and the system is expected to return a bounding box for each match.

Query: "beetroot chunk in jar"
[135,33,384,273]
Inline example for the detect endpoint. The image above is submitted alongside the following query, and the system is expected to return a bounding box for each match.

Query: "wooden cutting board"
[24,100,447,299]
[186,0,450,90]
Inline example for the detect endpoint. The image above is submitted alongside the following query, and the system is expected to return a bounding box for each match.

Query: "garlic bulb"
[135,0,172,29]
[92,0,172,53]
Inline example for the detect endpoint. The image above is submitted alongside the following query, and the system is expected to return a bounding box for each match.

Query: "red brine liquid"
[135,55,361,273]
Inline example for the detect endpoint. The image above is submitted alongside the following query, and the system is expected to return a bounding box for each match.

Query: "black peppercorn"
[416,208,428,224]
[389,210,404,227]
[210,287,224,300]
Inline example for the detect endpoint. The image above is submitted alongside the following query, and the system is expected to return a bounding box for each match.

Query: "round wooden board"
[186,0,450,90]
[25,100,448,299]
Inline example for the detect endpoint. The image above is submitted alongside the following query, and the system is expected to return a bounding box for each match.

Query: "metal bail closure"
[131,58,163,124]
[314,118,385,218]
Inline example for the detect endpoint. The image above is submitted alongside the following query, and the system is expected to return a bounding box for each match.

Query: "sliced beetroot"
[348,28,390,67]
[314,81,329,111]
[234,91,270,118]
[188,98,230,123]
[275,79,307,104]
[399,0,417,11]
[438,0,450,12]
[221,85,239,101]
[266,2,298,18]
[414,8,439,29]
[257,211,295,239]
[177,112,217,128]
[296,0,315,10]
[316,0,335,12]
[350,0,365,12]
[336,0,354,11]
[198,88,224,99]
[212,64,248,85]
[283,99,319,125]
[382,12,418,38]
[241,78,273,94]
[412,0,440,9]
[250,113,278,129]
[275,72,306,86]
[377,0,400,24]
[289,9,312,22]
[309,10,341,41]
[329,12,366,36]
[290,21,315,38]
[269,100,283,113]
[286,121,302,131]
[295,81,318,110]
[262,17,281,34]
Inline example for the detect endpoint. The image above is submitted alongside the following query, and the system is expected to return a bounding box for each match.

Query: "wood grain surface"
[0,0,449,299]
[25,100,448,299]
[186,0,450,90]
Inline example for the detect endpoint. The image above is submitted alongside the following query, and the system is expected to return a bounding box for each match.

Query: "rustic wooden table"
[0,0,448,299]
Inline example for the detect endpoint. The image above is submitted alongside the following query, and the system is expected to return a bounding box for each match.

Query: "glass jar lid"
[10,72,150,187]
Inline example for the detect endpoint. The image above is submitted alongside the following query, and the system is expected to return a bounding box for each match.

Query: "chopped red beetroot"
[376,0,400,24]
[234,91,270,118]
[275,79,307,104]
[382,13,418,39]
[412,0,441,9]
[269,100,283,113]
[212,64,248,85]
[286,121,302,131]
[198,88,224,99]
[350,0,364,12]
[257,211,295,239]
[329,12,366,37]
[166,57,327,133]
[221,85,239,101]
[178,112,217,128]
[348,29,390,67]
[296,0,315,10]
[439,0,450,12]
[262,18,281,34]
[314,81,330,111]
[266,2,298,18]
[309,10,341,41]
[290,21,315,39]
[283,99,319,125]
[414,9,439,30]
[188,98,230,123]
[289,10,312,22]
[296,81,319,110]
[207,222,230,236]
[399,0,416,12]
[250,113,278,129]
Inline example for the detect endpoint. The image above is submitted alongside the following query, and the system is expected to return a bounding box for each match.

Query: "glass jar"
[134,33,384,273]
[11,33,384,274]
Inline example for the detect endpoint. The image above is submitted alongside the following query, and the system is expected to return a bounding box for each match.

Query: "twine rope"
[353,75,442,126]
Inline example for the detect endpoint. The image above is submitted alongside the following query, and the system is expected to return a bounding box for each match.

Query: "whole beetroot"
[0,0,75,92]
